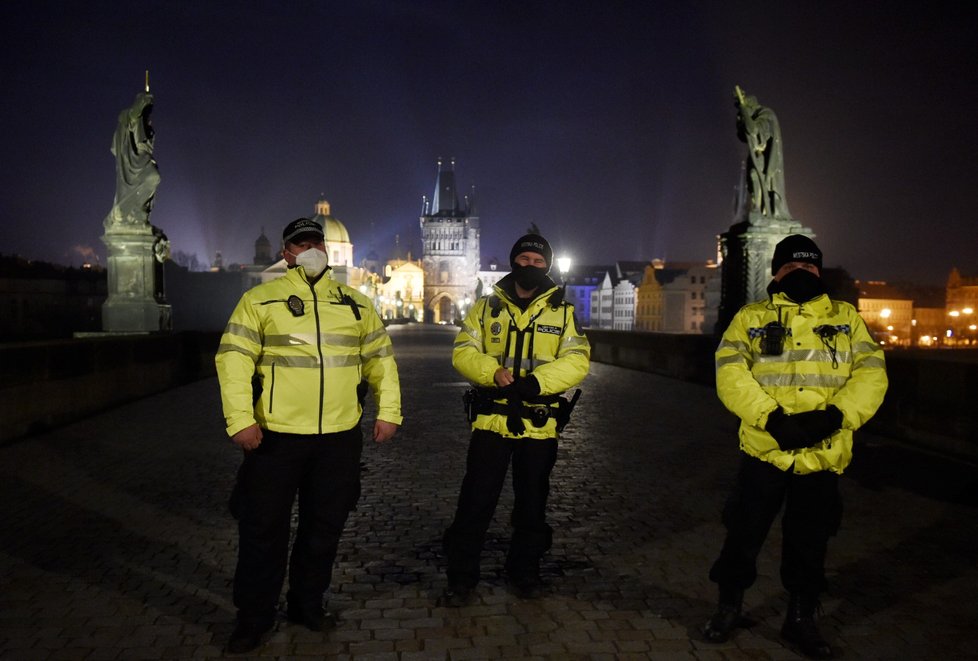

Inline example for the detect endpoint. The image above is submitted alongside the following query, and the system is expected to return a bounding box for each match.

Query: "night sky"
[1,1,975,285]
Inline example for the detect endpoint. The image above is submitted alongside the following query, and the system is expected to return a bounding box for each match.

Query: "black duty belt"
[463,388,581,432]
[488,402,557,427]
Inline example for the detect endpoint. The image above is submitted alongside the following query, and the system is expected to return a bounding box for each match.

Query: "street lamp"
[556,255,572,278]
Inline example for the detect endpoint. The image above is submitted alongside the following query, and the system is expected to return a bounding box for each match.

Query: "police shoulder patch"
[537,324,561,335]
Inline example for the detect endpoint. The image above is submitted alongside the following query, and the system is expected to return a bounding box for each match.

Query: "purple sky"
[1,1,975,285]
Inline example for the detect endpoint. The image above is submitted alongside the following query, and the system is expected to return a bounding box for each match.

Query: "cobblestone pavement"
[2,324,977,660]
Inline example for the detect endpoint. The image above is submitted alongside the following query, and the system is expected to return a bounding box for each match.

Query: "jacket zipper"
[269,363,276,413]
[311,281,325,434]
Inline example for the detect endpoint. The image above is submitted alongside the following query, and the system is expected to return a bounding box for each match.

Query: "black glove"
[513,375,541,400]
[792,406,844,445]
[501,383,526,436]
[505,396,526,436]
[765,408,810,450]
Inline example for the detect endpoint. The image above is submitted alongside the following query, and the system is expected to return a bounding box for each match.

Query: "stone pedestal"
[101,228,171,332]
[716,211,813,332]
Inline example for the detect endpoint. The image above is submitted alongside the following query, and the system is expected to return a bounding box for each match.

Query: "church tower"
[420,158,480,323]
[253,228,274,266]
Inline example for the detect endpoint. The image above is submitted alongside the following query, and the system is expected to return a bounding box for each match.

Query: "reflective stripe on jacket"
[452,280,590,439]
[715,292,887,474]
[216,266,402,437]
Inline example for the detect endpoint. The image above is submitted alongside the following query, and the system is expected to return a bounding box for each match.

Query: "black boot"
[781,593,834,659]
[226,618,273,654]
[703,586,743,643]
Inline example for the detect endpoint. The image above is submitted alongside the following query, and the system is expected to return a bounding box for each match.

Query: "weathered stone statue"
[98,76,171,333]
[734,86,790,220]
[104,91,160,227]
[717,86,813,334]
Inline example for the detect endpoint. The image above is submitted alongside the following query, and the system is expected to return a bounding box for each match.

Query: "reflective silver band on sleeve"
[217,343,259,361]
[717,339,751,353]
[363,327,388,345]
[716,353,747,369]
[361,344,394,361]
[853,356,886,370]
[224,322,261,345]
[561,335,588,349]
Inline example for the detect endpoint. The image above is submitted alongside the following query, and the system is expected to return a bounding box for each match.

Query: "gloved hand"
[765,408,810,450]
[513,375,541,400]
[792,406,844,444]
[505,395,526,436]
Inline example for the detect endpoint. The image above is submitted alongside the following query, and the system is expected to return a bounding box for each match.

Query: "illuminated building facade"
[374,258,424,321]
[857,281,914,347]
[946,268,978,345]
[635,261,720,334]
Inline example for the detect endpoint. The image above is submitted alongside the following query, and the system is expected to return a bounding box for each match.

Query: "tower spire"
[431,157,459,215]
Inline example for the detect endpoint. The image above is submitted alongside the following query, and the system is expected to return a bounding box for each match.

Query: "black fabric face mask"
[771,268,826,303]
[512,265,549,291]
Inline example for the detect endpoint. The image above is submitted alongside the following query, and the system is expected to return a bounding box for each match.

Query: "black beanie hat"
[509,233,553,272]
[771,234,822,275]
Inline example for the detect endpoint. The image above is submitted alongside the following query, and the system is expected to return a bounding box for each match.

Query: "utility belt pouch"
[555,389,582,433]
[462,389,477,423]
[462,388,494,423]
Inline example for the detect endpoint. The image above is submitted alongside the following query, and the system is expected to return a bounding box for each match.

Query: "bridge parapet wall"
[1,332,219,443]
[3,329,976,461]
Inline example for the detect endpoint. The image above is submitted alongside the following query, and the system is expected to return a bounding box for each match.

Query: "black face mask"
[512,265,548,292]
[772,268,825,303]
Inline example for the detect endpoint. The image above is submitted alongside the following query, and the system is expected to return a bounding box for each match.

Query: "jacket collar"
[285,265,332,288]
[770,291,832,315]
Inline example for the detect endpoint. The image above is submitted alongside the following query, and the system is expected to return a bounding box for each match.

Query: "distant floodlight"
[557,256,572,275]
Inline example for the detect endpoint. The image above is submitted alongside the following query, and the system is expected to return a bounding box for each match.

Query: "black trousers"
[233,426,362,625]
[444,429,558,587]
[709,453,842,596]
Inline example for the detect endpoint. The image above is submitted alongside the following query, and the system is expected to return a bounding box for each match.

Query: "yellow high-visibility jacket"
[216,266,402,437]
[453,277,590,439]
[715,292,887,474]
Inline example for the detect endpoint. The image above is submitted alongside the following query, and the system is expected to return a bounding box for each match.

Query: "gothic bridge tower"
[419,158,480,323]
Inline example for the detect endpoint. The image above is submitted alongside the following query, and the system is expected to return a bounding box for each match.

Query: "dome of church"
[310,198,350,243]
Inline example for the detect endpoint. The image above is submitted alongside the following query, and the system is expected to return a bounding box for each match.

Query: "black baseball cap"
[282,218,324,244]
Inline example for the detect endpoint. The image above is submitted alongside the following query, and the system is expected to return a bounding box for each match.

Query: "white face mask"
[294,247,328,277]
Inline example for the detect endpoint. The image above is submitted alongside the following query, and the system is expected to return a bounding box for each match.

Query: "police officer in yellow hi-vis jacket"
[704,235,887,659]
[216,218,402,654]
[443,233,590,605]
